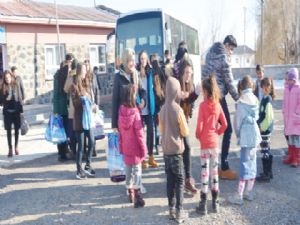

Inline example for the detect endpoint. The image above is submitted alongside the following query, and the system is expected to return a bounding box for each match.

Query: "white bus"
[109,8,201,84]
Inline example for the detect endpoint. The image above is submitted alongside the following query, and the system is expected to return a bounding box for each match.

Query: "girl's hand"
[181,91,189,99]
[139,99,145,109]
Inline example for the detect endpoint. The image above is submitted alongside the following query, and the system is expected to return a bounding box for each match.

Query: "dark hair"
[93,66,98,72]
[58,64,68,95]
[202,75,220,103]
[239,75,253,92]
[178,59,193,93]
[65,53,74,61]
[178,41,187,48]
[1,70,15,95]
[223,35,237,48]
[256,64,264,72]
[164,49,169,55]
[261,77,275,100]
[121,84,136,108]
[11,66,17,73]
[175,47,188,63]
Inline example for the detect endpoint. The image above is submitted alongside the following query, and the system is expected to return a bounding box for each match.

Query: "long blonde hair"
[72,63,90,96]
[202,75,220,103]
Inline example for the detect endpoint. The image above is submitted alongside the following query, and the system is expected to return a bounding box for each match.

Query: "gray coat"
[202,42,239,101]
[234,89,262,147]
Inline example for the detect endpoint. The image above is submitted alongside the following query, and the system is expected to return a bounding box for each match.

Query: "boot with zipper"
[211,190,219,213]
[196,191,207,215]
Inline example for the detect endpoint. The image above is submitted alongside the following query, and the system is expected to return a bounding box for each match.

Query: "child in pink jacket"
[118,84,147,207]
[282,68,300,167]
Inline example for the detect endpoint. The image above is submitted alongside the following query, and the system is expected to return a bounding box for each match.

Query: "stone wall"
[232,64,300,80]
[6,44,89,104]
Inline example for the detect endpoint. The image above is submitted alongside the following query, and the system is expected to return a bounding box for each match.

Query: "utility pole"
[243,6,246,67]
[261,0,264,65]
[55,0,61,63]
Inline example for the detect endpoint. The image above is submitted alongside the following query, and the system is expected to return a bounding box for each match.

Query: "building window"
[246,57,250,63]
[44,44,65,80]
[235,58,239,64]
[89,44,106,73]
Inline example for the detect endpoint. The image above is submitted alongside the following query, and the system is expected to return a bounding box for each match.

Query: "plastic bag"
[107,132,126,182]
[45,114,67,144]
[92,109,105,140]
[20,114,29,135]
[81,96,92,130]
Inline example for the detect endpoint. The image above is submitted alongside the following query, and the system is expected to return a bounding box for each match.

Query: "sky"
[36,0,259,53]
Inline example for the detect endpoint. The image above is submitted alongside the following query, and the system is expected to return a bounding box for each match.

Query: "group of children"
[116,60,300,223]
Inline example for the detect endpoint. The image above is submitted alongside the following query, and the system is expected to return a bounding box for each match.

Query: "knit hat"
[287,68,299,81]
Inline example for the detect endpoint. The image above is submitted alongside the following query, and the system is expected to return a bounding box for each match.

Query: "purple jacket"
[283,84,300,135]
[118,105,147,165]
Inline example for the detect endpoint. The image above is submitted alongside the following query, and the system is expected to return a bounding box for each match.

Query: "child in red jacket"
[195,75,227,215]
[118,84,147,208]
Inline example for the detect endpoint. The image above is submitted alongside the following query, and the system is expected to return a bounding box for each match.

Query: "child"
[254,64,265,101]
[229,75,262,205]
[282,68,300,168]
[118,84,147,208]
[159,77,189,223]
[195,75,227,215]
[256,77,275,182]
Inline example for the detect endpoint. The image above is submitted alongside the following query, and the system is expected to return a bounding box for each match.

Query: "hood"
[165,77,181,104]
[206,42,226,60]
[239,88,258,117]
[118,105,136,130]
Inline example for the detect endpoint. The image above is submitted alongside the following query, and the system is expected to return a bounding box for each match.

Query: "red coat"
[196,98,227,149]
[118,105,147,165]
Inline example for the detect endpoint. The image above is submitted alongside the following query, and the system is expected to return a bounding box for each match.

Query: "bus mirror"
[107,29,115,40]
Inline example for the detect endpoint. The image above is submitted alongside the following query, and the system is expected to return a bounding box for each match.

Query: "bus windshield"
[116,15,163,62]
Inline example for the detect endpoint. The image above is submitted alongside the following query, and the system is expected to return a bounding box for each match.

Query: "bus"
[107,8,201,85]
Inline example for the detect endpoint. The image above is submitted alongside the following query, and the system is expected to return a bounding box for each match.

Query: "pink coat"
[283,84,300,135]
[118,105,147,165]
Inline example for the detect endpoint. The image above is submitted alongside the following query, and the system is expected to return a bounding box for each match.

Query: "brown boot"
[142,160,148,169]
[134,189,145,208]
[8,148,13,157]
[219,169,238,180]
[148,155,159,168]
[127,188,135,203]
[185,178,198,195]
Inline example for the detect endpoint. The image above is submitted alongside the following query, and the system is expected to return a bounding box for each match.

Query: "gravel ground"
[0,146,299,225]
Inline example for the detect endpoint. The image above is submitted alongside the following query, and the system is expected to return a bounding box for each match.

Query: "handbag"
[107,132,126,182]
[45,114,67,144]
[92,108,105,140]
[20,114,29,135]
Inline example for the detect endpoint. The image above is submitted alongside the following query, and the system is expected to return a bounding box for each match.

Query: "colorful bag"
[20,114,29,135]
[45,114,67,144]
[107,132,126,182]
[81,96,93,130]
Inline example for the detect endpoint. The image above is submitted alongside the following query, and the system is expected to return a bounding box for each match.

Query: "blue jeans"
[164,154,184,210]
[76,129,94,172]
[220,98,232,170]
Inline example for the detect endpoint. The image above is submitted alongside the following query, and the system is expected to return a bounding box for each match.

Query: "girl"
[137,50,159,168]
[256,77,275,182]
[195,75,227,215]
[282,68,300,168]
[118,84,147,208]
[229,75,261,205]
[177,59,199,195]
[0,70,23,157]
[71,63,95,179]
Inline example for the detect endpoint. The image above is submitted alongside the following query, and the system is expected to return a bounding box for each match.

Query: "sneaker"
[243,191,254,201]
[169,207,176,220]
[219,169,238,180]
[228,194,243,205]
[84,165,95,177]
[76,170,87,180]
[175,209,186,224]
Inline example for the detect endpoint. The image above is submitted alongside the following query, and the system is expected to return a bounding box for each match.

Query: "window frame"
[89,44,107,74]
[44,44,65,80]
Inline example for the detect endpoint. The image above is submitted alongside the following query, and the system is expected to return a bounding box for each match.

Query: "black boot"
[211,190,219,213]
[268,154,273,179]
[196,192,207,215]
[256,157,271,182]
[134,189,145,208]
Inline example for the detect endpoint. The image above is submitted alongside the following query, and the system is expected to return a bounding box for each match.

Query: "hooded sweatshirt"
[202,42,239,101]
[234,88,262,147]
[196,98,227,150]
[159,77,189,155]
[118,105,147,165]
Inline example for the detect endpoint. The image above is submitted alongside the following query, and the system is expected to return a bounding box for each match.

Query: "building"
[0,0,117,104]
[231,45,255,68]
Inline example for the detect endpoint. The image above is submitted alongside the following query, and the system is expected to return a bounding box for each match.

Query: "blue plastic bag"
[45,114,67,144]
[107,132,126,182]
[81,96,92,130]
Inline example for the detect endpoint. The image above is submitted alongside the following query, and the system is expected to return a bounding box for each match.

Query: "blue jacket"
[234,89,262,147]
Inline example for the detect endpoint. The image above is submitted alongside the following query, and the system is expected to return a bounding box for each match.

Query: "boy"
[159,77,189,224]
